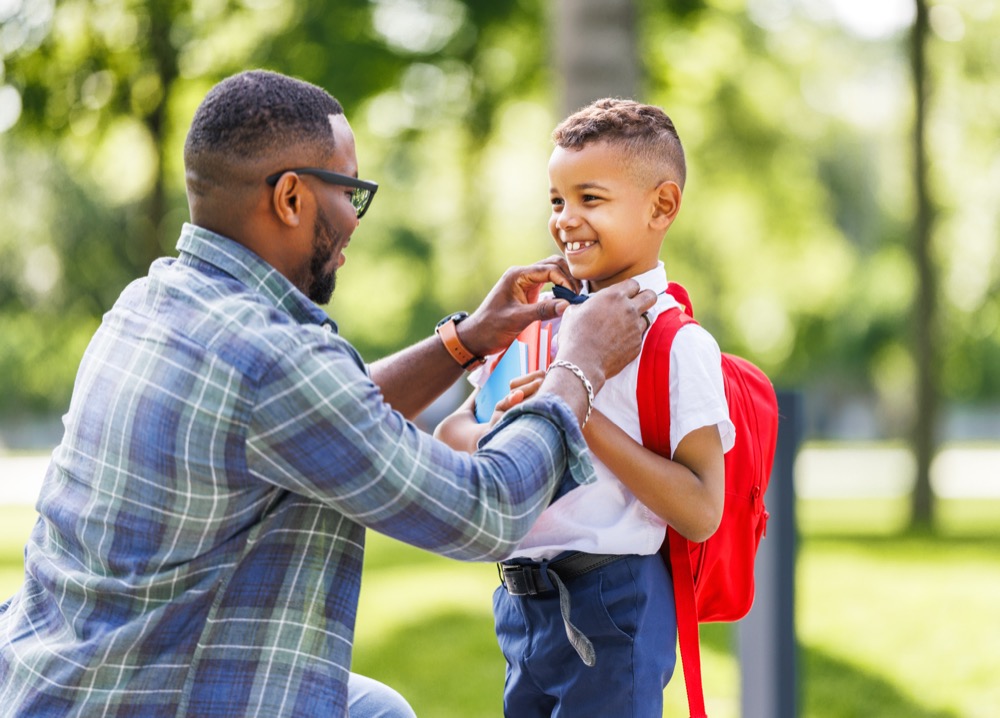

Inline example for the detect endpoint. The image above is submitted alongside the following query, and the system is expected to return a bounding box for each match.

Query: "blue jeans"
[347,673,416,718]
[493,553,676,718]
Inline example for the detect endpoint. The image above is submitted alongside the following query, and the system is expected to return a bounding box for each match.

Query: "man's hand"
[458,255,580,359]
[552,279,656,395]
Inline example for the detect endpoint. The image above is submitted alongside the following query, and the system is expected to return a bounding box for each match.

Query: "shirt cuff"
[478,393,597,497]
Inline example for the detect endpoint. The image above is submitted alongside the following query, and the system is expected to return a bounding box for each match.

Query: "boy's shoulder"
[641,304,722,365]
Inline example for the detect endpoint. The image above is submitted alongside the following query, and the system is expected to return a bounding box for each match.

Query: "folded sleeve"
[246,335,596,561]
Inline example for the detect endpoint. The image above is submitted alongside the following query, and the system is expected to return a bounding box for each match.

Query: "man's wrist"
[547,360,594,428]
[435,312,486,370]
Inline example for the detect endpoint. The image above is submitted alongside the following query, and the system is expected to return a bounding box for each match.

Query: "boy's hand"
[488,370,547,422]
[457,256,582,359]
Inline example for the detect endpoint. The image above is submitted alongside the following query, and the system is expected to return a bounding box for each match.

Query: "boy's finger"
[509,370,546,390]
[494,389,526,413]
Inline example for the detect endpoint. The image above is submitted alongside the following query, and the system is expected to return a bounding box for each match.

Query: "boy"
[435,98,735,717]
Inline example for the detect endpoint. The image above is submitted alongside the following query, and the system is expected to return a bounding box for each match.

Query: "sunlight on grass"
[2,499,998,717]
[663,623,738,718]
[355,549,498,645]
[0,506,36,600]
[798,537,1000,717]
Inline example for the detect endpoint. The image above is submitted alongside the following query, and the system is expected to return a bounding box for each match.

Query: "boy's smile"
[563,239,596,253]
[548,140,677,292]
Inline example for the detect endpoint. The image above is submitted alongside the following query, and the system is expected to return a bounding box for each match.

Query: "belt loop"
[535,558,554,593]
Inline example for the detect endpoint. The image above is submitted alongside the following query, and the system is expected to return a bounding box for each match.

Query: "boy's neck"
[586,259,662,293]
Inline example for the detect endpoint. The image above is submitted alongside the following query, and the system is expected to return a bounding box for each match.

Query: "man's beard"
[307,207,340,305]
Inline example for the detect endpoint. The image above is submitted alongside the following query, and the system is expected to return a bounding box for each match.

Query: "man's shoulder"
[141,262,329,380]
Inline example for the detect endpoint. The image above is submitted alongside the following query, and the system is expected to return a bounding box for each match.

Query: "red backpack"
[637,283,779,718]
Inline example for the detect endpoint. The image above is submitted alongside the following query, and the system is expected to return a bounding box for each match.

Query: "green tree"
[1,0,998,463]
[909,0,937,528]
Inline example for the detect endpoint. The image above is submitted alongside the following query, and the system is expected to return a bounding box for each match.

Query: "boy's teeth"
[566,241,593,251]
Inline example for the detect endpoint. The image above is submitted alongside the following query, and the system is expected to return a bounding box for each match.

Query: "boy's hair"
[184,70,343,178]
[552,98,686,189]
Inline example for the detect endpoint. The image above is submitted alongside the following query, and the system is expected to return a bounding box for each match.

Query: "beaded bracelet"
[547,359,595,428]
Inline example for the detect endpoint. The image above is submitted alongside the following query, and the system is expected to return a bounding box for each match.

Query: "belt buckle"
[499,561,553,596]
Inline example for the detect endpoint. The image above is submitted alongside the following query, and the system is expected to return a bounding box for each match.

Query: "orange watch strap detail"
[436,319,484,370]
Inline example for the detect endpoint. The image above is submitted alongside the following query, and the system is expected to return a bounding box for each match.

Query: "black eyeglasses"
[266,168,379,219]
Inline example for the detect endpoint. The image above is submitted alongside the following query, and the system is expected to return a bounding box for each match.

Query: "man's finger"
[516,255,578,286]
[517,265,573,289]
[617,278,641,297]
[535,298,569,320]
[633,288,657,312]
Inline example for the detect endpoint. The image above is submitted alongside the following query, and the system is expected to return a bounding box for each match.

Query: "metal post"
[738,390,802,717]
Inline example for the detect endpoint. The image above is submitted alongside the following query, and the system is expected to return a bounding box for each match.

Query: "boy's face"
[548,140,667,292]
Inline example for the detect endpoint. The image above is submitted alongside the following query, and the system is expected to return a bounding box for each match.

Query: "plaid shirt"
[0,224,594,717]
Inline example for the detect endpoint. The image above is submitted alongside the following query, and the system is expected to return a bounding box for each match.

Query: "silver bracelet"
[547,359,595,428]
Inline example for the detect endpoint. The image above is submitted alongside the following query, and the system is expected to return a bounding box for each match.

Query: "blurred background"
[0,1,998,716]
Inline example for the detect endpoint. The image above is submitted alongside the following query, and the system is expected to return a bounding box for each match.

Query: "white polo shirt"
[499,263,735,561]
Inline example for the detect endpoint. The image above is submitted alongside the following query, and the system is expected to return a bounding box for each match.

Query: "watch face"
[436,311,469,329]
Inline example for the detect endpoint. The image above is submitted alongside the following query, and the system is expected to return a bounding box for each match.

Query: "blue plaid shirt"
[0,224,594,717]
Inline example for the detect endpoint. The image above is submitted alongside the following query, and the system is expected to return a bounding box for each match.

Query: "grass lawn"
[1,498,998,717]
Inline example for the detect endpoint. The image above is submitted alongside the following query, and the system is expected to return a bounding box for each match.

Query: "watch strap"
[436,317,485,370]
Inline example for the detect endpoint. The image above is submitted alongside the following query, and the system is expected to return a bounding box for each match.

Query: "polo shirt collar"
[175,223,338,332]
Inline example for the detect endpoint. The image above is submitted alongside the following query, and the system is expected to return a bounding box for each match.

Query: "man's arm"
[369,256,577,419]
[248,279,655,561]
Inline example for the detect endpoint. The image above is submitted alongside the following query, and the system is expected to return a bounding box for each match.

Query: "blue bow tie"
[552,285,589,304]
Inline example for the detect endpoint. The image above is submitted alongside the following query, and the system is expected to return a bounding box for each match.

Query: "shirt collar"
[579,261,681,319]
[580,261,670,297]
[175,223,338,332]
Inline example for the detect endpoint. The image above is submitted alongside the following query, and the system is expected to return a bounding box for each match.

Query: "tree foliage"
[0,0,997,443]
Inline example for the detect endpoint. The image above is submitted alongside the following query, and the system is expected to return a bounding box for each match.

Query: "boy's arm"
[435,371,547,453]
[584,409,725,542]
[433,392,486,453]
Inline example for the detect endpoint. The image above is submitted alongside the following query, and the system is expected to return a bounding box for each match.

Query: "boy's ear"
[650,181,682,231]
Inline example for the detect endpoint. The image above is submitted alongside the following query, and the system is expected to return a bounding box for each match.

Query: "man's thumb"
[535,298,568,320]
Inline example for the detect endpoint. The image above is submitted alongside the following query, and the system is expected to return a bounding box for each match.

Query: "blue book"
[474,341,528,423]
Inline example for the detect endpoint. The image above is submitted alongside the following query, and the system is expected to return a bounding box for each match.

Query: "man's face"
[302,113,362,304]
[307,205,339,304]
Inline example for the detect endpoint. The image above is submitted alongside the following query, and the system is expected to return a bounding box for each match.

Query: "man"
[0,70,654,717]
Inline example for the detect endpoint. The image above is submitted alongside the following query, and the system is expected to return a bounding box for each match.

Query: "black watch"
[434,311,485,370]
[435,311,469,329]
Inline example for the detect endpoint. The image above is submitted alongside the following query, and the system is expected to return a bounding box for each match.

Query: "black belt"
[498,553,626,667]
[498,552,623,596]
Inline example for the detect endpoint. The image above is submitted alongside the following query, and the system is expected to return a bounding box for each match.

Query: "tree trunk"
[141,0,181,271]
[551,0,639,117]
[909,0,938,531]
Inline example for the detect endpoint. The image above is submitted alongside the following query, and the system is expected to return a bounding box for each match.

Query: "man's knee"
[347,672,417,718]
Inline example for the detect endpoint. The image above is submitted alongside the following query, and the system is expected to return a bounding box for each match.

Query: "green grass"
[2,499,998,717]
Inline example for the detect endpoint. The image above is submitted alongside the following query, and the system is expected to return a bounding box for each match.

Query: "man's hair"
[184,70,343,170]
[552,98,686,189]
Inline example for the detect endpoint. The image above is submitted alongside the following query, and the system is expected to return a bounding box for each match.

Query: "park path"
[1,446,998,506]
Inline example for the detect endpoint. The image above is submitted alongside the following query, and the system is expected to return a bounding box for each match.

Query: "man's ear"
[650,180,682,231]
[271,174,304,228]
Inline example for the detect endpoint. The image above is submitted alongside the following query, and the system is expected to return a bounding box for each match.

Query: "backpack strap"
[668,524,708,718]
[666,281,694,318]
[637,297,709,718]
